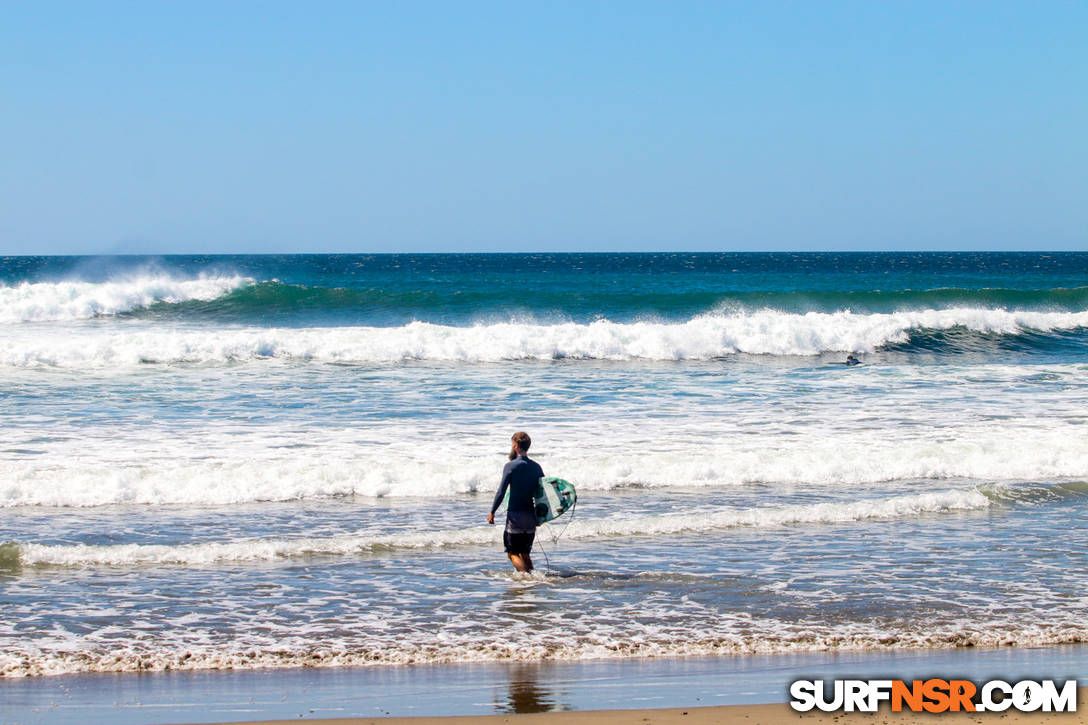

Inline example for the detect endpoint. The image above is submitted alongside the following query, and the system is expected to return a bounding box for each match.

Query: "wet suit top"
[490,455,544,534]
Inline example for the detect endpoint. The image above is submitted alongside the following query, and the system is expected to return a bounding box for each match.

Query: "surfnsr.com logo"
[789,679,1078,713]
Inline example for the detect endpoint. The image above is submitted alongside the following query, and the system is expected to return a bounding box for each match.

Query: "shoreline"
[4,645,1086,725]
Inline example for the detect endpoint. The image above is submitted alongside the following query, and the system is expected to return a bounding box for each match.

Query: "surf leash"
[534,497,577,574]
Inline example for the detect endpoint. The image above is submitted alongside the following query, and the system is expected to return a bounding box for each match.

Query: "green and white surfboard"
[502,477,578,524]
[533,477,577,524]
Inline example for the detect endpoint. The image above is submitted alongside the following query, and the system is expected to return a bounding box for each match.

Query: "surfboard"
[502,477,577,524]
[534,477,577,524]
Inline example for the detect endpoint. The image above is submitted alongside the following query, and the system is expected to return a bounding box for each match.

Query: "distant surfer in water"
[487,431,543,573]
[845,354,861,366]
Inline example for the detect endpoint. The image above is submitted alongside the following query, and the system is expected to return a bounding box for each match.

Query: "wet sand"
[191,688,1088,725]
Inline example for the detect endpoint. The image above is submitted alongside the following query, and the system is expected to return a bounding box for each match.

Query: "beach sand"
[186,688,1088,725]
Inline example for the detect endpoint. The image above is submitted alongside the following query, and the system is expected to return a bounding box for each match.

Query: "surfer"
[845,354,861,366]
[487,431,543,573]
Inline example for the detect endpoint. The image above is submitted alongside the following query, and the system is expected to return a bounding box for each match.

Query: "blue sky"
[1,1,1085,254]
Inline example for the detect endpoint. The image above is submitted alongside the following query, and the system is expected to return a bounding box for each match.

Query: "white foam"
[2,306,1086,367]
[3,609,1084,678]
[4,421,1086,507]
[11,489,988,567]
[0,274,251,324]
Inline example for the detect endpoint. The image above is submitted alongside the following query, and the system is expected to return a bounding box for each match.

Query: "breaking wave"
[6,425,1088,508]
[6,424,1088,508]
[3,307,1087,367]
[84,282,1088,323]
[0,274,253,323]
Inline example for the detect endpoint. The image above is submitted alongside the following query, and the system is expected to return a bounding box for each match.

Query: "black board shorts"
[503,530,535,556]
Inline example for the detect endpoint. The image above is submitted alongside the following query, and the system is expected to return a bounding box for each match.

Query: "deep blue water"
[4,252,1088,327]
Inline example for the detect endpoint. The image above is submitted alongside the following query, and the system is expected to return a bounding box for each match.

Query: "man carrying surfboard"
[487,431,543,573]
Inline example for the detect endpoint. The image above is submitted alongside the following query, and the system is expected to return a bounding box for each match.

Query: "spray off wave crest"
[0,274,253,323]
[5,489,989,568]
[5,306,1088,367]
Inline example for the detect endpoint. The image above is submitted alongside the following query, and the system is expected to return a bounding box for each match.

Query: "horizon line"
[3,249,1086,258]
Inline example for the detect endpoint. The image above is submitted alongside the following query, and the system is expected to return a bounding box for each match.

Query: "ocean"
[2,252,1088,679]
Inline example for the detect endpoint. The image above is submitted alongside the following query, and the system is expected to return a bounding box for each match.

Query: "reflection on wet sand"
[495,664,570,714]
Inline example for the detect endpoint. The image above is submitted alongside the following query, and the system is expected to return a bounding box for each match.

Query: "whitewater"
[4,306,1088,368]
[0,273,254,324]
